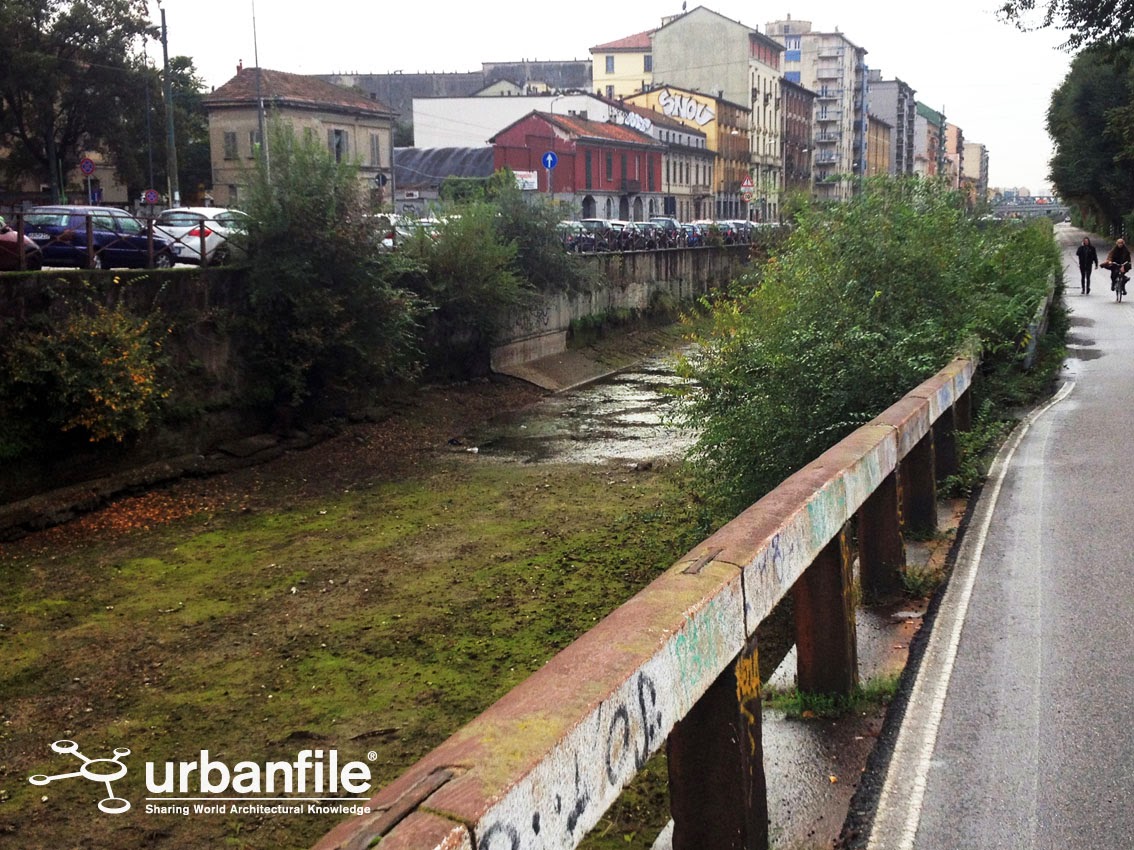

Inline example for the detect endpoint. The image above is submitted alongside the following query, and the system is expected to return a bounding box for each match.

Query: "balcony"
[817,89,841,101]
[816,63,843,79]
[814,153,838,165]
[815,112,841,122]
[815,132,839,144]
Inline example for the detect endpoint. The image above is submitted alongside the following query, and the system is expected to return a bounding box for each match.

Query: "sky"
[150,0,1075,192]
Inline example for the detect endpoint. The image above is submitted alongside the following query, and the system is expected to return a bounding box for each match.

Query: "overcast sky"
[151,0,1074,192]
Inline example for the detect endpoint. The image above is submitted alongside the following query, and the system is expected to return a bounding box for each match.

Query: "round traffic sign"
[143,188,160,205]
[542,151,559,170]
[79,157,96,176]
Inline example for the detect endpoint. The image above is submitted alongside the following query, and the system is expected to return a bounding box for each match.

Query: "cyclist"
[1103,238,1132,295]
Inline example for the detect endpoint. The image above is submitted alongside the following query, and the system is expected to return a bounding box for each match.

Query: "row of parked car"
[0,205,250,271]
[557,217,769,253]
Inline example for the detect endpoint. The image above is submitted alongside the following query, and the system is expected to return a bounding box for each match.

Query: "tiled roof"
[543,113,664,148]
[590,30,654,51]
[203,67,396,117]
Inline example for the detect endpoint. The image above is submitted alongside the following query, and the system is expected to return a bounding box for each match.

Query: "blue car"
[23,205,174,270]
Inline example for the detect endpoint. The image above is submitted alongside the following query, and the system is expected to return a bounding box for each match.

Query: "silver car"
[154,207,249,265]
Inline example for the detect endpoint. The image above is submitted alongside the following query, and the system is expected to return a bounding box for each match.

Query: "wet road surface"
[867,224,1134,849]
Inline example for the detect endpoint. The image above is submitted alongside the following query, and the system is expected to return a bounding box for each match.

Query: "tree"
[1046,44,1134,226]
[998,0,1134,49]
[0,0,157,202]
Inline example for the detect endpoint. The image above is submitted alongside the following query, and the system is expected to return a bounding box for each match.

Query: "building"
[914,102,946,177]
[781,78,816,198]
[866,114,892,177]
[624,85,751,220]
[866,71,917,176]
[590,30,655,99]
[491,111,664,221]
[766,16,868,203]
[203,67,396,208]
[944,123,964,189]
[651,6,784,220]
[962,141,990,204]
[391,147,495,216]
[412,94,612,149]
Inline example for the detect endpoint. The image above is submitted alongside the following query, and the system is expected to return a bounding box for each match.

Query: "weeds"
[763,673,902,720]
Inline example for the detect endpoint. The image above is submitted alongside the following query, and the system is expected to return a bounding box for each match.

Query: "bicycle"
[1109,263,1129,302]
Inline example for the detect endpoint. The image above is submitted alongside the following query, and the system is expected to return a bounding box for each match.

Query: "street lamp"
[157,0,180,206]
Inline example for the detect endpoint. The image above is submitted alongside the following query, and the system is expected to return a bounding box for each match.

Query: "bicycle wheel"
[1118,275,1125,302]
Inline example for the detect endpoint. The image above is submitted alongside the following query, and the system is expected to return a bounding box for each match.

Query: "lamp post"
[158,1,180,206]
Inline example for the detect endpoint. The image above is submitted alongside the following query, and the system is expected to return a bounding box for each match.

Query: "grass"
[762,673,902,720]
[0,458,706,849]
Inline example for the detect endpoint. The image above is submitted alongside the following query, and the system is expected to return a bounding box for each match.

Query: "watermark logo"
[28,740,132,814]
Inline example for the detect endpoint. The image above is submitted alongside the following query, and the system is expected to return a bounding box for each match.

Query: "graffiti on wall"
[657,90,716,126]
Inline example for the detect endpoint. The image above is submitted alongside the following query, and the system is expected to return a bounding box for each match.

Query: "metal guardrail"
[313,352,979,850]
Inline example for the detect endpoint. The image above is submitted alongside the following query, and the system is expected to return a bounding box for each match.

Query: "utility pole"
[253,0,269,178]
[159,2,180,206]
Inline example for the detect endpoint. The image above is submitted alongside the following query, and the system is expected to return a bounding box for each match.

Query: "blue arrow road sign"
[542,151,558,169]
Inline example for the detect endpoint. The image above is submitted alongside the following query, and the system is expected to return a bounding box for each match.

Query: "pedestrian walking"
[1076,237,1099,294]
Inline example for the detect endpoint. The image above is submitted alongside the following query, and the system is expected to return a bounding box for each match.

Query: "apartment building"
[866,115,893,177]
[651,7,784,220]
[866,71,917,175]
[914,102,946,177]
[962,141,990,203]
[590,30,654,99]
[944,123,965,189]
[766,17,867,203]
[782,77,816,197]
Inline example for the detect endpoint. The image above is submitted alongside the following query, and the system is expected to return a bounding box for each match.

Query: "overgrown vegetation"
[0,286,168,457]
[240,121,424,410]
[763,673,902,719]
[675,178,1062,520]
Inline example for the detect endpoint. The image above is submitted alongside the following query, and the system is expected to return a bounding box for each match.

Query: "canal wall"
[491,245,750,373]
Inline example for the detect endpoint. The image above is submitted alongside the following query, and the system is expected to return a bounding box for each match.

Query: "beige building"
[962,141,990,204]
[202,67,396,208]
[651,7,784,221]
[766,17,868,203]
[944,123,964,190]
[625,85,750,220]
[590,30,655,99]
[866,115,892,177]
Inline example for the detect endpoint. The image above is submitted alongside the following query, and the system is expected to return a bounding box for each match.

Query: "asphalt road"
[865,224,1134,849]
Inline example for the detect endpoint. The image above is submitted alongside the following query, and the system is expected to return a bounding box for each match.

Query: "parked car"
[23,205,174,269]
[649,216,681,246]
[558,220,599,252]
[0,221,43,270]
[154,207,249,265]
[680,222,705,247]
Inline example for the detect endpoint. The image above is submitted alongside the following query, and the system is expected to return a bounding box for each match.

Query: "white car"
[153,207,249,265]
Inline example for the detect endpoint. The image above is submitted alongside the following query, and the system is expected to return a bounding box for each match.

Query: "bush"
[676,177,1059,519]
[241,120,423,411]
[1,299,168,455]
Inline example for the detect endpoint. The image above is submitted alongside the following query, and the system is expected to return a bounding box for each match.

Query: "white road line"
[866,379,1076,850]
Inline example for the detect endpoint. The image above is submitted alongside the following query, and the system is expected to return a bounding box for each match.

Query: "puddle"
[469,352,698,464]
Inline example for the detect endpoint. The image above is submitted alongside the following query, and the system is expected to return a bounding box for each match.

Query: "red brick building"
[491,111,665,221]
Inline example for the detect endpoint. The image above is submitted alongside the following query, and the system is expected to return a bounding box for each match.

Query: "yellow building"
[867,115,892,178]
[624,86,752,219]
[590,30,655,99]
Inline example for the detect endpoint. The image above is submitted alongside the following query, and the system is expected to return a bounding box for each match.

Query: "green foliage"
[763,673,901,718]
[676,178,1059,519]
[1046,44,1134,228]
[0,0,154,200]
[998,0,1133,49]
[1,297,168,454]
[492,183,603,295]
[241,120,424,410]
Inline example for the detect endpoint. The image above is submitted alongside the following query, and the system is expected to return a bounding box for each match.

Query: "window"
[370,134,381,167]
[605,55,615,74]
[643,54,652,72]
[328,128,349,163]
[785,71,801,84]
[585,150,593,190]
[228,184,239,205]
[605,153,613,181]
[621,153,627,182]
[248,129,262,158]
[647,158,655,192]
[605,85,614,98]
[223,131,238,160]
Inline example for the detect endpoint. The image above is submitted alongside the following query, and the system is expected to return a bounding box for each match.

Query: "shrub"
[240,119,424,411]
[676,177,1059,519]
[1,299,168,454]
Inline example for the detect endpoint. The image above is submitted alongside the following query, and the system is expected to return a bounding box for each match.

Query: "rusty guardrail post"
[668,636,767,850]
[856,471,905,599]
[792,527,857,695]
[899,433,937,537]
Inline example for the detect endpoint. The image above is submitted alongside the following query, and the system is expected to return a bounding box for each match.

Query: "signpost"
[740,174,754,205]
[79,157,96,204]
[542,151,558,196]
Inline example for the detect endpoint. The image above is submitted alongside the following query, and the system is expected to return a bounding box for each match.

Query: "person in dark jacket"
[1103,238,1132,295]
[1076,237,1098,294]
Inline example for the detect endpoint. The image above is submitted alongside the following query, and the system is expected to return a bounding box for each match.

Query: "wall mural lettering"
[657,90,716,126]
